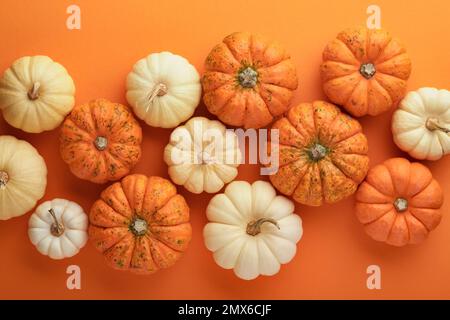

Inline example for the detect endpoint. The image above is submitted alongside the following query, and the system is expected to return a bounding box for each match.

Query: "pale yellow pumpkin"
[0,56,75,133]
[0,136,48,220]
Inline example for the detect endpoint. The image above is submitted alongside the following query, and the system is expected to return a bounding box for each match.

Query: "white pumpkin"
[28,198,88,260]
[0,136,47,220]
[204,180,303,280]
[164,117,241,194]
[0,56,75,133]
[392,87,450,160]
[126,52,201,128]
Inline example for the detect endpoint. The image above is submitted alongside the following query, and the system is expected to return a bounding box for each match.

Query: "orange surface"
[0,0,449,300]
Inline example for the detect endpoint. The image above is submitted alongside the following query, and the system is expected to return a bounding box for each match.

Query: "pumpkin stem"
[246,218,280,236]
[359,63,376,79]
[307,142,329,161]
[393,198,408,213]
[238,66,258,88]
[27,82,41,100]
[426,118,449,134]
[94,136,108,151]
[0,171,9,189]
[148,83,168,103]
[130,217,148,236]
[48,209,65,237]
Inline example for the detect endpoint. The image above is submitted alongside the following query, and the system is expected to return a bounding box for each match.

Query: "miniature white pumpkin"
[392,87,450,160]
[28,198,88,260]
[0,56,75,133]
[0,136,47,220]
[204,180,303,280]
[164,117,241,194]
[126,52,201,128]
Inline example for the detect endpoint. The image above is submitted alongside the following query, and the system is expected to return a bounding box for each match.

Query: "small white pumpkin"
[28,198,88,260]
[204,180,303,280]
[164,117,241,194]
[0,56,75,133]
[126,52,201,128]
[392,87,450,160]
[0,136,47,220]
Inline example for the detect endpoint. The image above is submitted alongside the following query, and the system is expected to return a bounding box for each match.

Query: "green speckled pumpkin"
[89,174,192,274]
[60,99,142,184]
[269,101,370,206]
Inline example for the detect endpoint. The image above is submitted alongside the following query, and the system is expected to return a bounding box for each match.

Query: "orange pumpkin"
[60,99,142,184]
[269,101,369,206]
[355,158,443,247]
[321,27,411,117]
[89,174,192,274]
[202,32,298,129]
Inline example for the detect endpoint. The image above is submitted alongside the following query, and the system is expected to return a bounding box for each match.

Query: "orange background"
[0,0,449,300]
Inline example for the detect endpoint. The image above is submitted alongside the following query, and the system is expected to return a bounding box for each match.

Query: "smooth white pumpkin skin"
[28,198,88,260]
[392,88,450,160]
[126,52,201,128]
[204,181,303,280]
[0,136,47,220]
[0,56,75,133]
[164,117,241,194]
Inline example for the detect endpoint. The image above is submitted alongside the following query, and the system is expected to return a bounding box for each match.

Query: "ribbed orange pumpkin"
[89,174,192,274]
[202,32,298,129]
[321,27,412,117]
[60,99,142,184]
[269,101,369,206]
[355,158,443,247]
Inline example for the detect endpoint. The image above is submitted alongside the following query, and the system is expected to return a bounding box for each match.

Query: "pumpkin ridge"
[343,75,363,107]
[222,41,243,68]
[324,115,362,146]
[405,210,430,233]
[367,209,397,238]
[390,214,410,245]
[145,236,175,269]
[146,192,185,225]
[202,76,235,94]
[367,31,392,63]
[257,56,292,70]
[259,236,279,264]
[364,179,395,198]
[212,89,238,117]
[331,131,364,150]
[284,116,309,143]
[147,223,191,252]
[254,87,277,118]
[373,40,405,65]
[103,233,136,270]
[329,153,366,184]
[4,67,27,91]
[384,159,411,195]
[335,38,362,65]
[311,163,324,205]
[63,118,95,139]
[276,145,304,168]
[313,102,340,137]
[97,198,132,222]
[362,206,395,225]
[70,104,96,135]
[374,73,407,102]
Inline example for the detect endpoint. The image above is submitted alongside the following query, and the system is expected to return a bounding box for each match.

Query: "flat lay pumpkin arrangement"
[0,15,449,290]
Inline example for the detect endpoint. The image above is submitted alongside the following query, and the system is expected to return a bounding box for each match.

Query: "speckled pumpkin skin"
[60,99,142,184]
[202,32,298,129]
[89,174,192,274]
[269,101,369,206]
[321,27,411,117]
